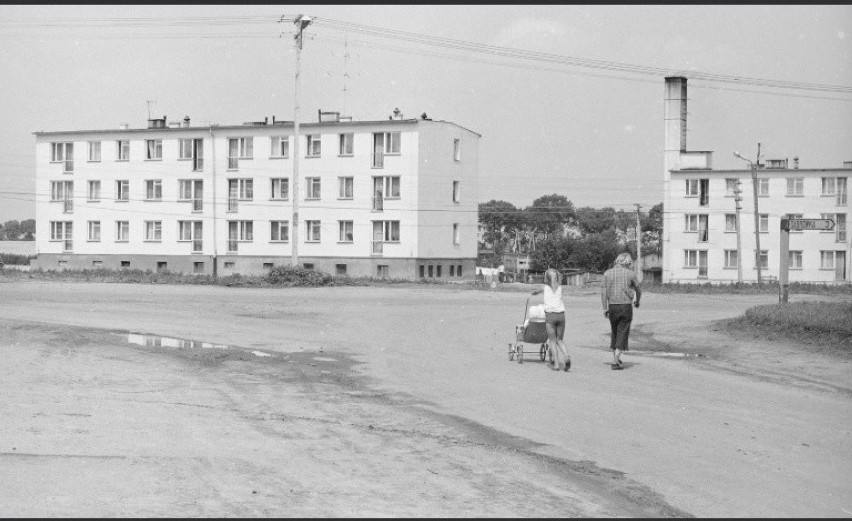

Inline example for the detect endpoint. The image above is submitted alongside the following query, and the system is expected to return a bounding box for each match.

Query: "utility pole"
[735,143,763,283]
[733,179,744,283]
[290,15,312,268]
[634,203,643,283]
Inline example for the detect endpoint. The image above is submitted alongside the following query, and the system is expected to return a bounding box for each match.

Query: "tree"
[2,220,20,240]
[574,206,616,235]
[568,229,625,272]
[641,203,663,254]
[19,219,35,240]
[524,194,575,247]
[478,200,522,252]
[529,236,573,272]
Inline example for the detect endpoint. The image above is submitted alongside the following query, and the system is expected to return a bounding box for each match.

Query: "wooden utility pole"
[290,15,312,267]
[634,203,643,282]
[751,143,763,283]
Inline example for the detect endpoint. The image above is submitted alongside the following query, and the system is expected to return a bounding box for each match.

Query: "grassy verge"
[641,281,852,296]
[717,301,852,357]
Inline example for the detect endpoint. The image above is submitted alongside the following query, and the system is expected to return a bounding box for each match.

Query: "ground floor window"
[120,260,130,268]
[156,262,167,272]
[263,262,274,270]
[193,262,204,274]
[450,265,455,276]
[92,260,103,268]
[457,265,462,277]
[724,250,738,269]
[303,263,314,270]
[436,265,442,277]
[336,264,347,276]
[789,251,803,269]
[377,265,389,279]
[419,265,425,278]
[224,262,235,269]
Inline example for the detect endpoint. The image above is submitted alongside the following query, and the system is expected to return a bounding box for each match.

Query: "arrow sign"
[784,218,835,231]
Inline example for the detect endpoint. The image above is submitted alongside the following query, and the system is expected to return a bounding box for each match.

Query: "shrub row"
[0,253,36,266]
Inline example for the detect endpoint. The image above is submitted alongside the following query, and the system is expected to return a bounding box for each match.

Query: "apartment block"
[34,112,480,280]
[663,77,851,283]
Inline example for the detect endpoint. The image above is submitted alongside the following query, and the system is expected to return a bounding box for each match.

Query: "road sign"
[783,218,835,231]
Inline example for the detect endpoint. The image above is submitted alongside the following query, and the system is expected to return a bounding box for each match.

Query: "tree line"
[478,194,663,272]
[0,219,36,240]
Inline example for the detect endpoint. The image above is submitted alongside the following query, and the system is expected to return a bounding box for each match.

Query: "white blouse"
[542,284,565,313]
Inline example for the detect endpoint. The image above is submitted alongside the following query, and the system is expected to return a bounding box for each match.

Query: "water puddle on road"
[115,332,277,358]
[627,351,705,359]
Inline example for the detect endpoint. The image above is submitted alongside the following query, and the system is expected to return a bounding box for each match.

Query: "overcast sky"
[1,4,850,221]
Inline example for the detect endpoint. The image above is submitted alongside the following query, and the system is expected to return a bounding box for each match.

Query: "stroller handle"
[522,296,531,324]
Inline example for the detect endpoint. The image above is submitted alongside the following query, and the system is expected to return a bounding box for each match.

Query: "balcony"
[373,152,384,169]
[63,160,74,174]
[228,240,238,253]
[193,157,204,172]
[192,198,203,212]
[228,198,238,212]
[698,229,708,242]
[192,239,203,253]
[371,241,383,256]
[63,239,73,253]
[63,199,73,213]
[228,157,238,170]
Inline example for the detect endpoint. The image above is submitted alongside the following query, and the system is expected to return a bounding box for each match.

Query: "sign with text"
[782,218,835,231]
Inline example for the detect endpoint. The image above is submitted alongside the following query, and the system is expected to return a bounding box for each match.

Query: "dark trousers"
[608,304,633,351]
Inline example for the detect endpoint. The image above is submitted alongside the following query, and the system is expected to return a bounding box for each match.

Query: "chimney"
[272,115,276,124]
[392,107,403,120]
[793,156,799,169]
[119,123,129,130]
[183,115,191,127]
[664,77,687,154]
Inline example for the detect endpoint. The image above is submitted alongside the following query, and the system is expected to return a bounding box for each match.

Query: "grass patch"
[717,301,852,357]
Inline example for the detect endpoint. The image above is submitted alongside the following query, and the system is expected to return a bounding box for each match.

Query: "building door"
[698,250,708,278]
[836,251,847,281]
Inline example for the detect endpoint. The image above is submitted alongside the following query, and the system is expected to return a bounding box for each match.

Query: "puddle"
[313,356,338,362]
[117,332,276,358]
[627,351,705,358]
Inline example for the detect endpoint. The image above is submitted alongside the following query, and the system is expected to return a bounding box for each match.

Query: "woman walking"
[532,268,570,371]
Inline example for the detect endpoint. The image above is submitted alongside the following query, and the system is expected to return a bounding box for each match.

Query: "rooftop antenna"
[146,100,156,120]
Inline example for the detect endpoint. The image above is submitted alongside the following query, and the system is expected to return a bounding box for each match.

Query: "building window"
[372,132,400,167]
[115,221,129,242]
[419,265,425,278]
[87,221,100,242]
[373,176,400,202]
[115,180,129,201]
[725,178,738,197]
[385,132,401,155]
[453,138,461,161]
[120,261,131,268]
[179,179,203,211]
[699,179,709,206]
[93,260,103,269]
[428,265,434,278]
[339,221,354,242]
[178,138,204,170]
[724,250,738,269]
[88,180,101,201]
[145,139,162,160]
[228,221,253,251]
[450,265,455,277]
[376,265,389,279]
[822,177,838,196]
[837,178,848,205]
[50,180,73,202]
[437,265,442,277]
[88,141,101,162]
[271,178,289,200]
[788,251,803,270]
[684,249,698,268]
[51,142,74,173]
[270,220,289,242]
[338,177,353,199]
[756,250,769,270]
[452,181,460,203]
[759,214,769,233]
[263,262,274,270]
[306,177,321,199]
[271,136,289,158]
[373,220,400,243]
[178,221,203,252]
[303,263,315,270]
[228,137,253,169]
[145,180,162,201]
[116,140,129,161]
[306,220,321,242]
[306,134,321,157]
[193,262,204,274]
[685,179,699,197]
[822,213,847,242]
[786,177,804,196]
[156,262,168,273]
[145,221,162,241]
[228,178,253,200]
[725,214,737,233]
[820,251,836,270]
[757,178,769,196]
[453,223,460,245]
[339,133,353,156]
[224,262,234,269]
[335,264,347,276]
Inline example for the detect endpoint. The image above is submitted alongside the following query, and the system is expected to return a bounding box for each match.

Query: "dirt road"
[0,281,849,517]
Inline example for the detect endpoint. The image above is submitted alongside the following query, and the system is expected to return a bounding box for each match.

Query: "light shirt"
[542,284,565,313]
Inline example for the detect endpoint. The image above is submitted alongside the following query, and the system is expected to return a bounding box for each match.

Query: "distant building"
[662,76,850,283]
[33,111,480,279]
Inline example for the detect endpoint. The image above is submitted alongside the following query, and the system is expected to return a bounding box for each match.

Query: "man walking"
[602,253,642,370]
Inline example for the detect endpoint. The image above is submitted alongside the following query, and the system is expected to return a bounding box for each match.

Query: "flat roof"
[671,167,852,174]
[33,117,482,138]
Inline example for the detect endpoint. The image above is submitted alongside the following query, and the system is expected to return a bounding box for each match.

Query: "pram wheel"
[539,344,547,362]
[515,344,523,363]
[508,343,515,361]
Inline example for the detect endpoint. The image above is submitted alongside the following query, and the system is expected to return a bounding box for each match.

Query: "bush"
[266,265,333,286]
[0,253,36,266]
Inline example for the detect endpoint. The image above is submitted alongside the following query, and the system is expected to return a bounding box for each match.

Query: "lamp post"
[291,14,312,268]
[735,144,763,283]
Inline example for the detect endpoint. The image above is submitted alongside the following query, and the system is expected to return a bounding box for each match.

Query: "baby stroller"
[508,297,553,364]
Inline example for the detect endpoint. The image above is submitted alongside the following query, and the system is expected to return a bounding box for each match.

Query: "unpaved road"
[0,280,850,517]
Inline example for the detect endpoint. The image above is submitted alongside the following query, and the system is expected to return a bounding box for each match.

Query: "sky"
[0,4,850,221]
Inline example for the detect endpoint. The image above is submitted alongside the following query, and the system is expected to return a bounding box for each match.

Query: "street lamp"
[734,146,764,283]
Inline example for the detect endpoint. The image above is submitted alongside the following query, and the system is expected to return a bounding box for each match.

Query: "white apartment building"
[663,76,851,283]
[34,112,480,279]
